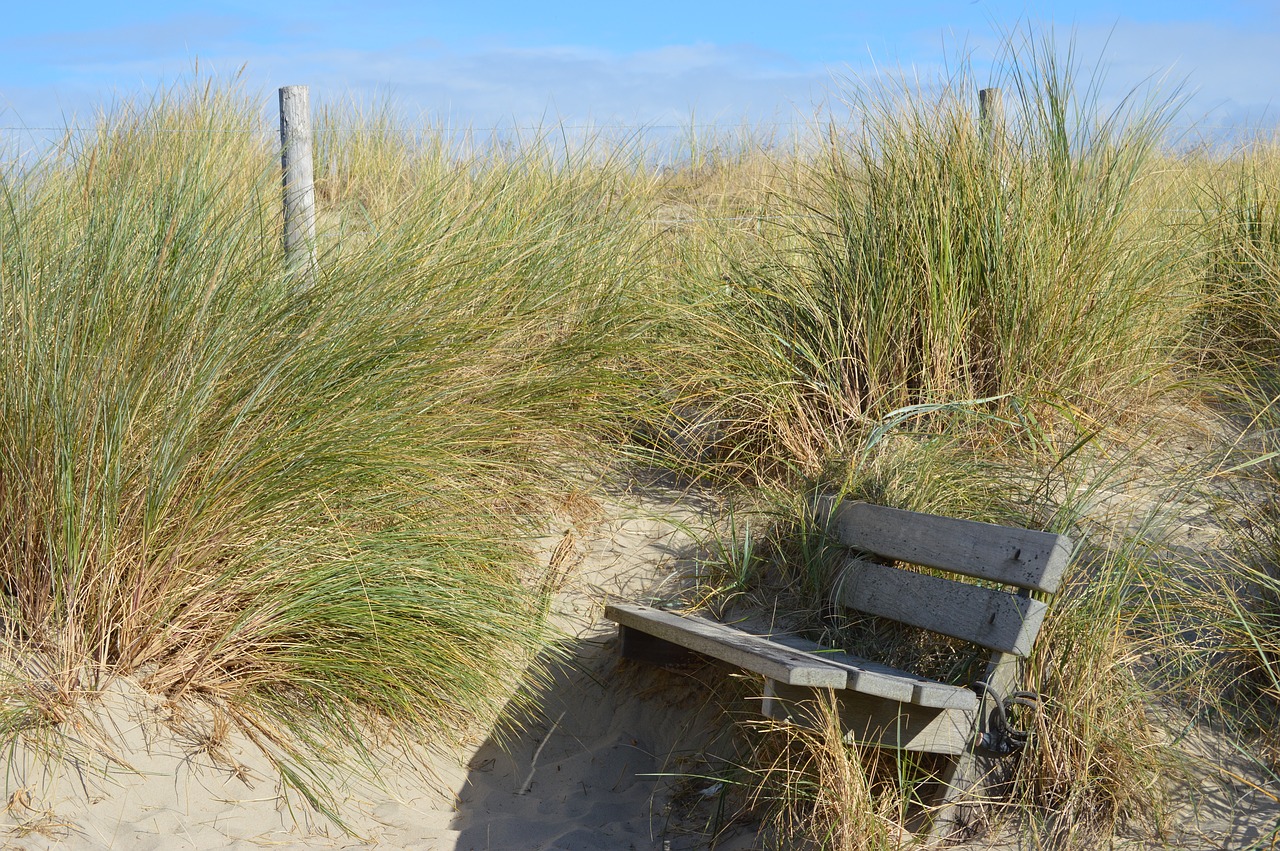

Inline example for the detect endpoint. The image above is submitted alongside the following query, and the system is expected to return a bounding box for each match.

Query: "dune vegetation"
[2,31,1280,847]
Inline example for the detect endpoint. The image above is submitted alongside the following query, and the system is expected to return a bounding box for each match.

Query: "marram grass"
[648,39,1191,478]
[0,84,657,811]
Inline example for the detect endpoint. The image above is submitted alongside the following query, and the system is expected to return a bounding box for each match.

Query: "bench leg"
[760,677,793,721]
[928,749,978,845]
[924,652,1025,843]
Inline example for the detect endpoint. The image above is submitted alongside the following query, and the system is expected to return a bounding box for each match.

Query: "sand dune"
[5,478,1279,850]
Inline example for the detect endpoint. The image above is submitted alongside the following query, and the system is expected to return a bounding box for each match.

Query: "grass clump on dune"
[1191,137,1280,766]
[1197,137,1280,369]
[0,83,656,808]
[652,37,1188,478]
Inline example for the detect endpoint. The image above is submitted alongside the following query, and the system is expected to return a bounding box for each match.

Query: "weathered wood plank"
[833,559,1048,656]
[605,604,848,688]
[814,497,1073,594]
[766,635,913,702]
[768,634,977,711]
[762,680,975,756]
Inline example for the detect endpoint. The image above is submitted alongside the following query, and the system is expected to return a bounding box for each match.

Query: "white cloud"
[235,41,837,129]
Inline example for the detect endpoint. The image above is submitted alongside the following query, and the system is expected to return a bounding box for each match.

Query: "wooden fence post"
[979,87,1004,156]
[279,85,317,281]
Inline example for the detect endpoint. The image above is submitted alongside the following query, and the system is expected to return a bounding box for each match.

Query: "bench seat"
[605,602,977,712]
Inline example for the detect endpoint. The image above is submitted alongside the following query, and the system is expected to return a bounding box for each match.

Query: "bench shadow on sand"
[448,473,770,851]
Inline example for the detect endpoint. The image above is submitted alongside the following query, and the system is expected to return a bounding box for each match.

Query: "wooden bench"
[604,497,1074,841]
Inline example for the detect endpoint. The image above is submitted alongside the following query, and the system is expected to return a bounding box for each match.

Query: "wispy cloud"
[1,9,1277,140]
[287,41,833,126]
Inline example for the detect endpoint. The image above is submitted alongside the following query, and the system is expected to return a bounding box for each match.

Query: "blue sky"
[2,1,1277,137]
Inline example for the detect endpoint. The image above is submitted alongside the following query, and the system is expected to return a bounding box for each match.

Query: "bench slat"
[605,603,849,688]
[816,498,1073,594]
[769,634,977,711]
[834,558,1048,656]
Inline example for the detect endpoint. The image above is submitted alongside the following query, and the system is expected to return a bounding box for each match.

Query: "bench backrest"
[816,498,1074,658]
